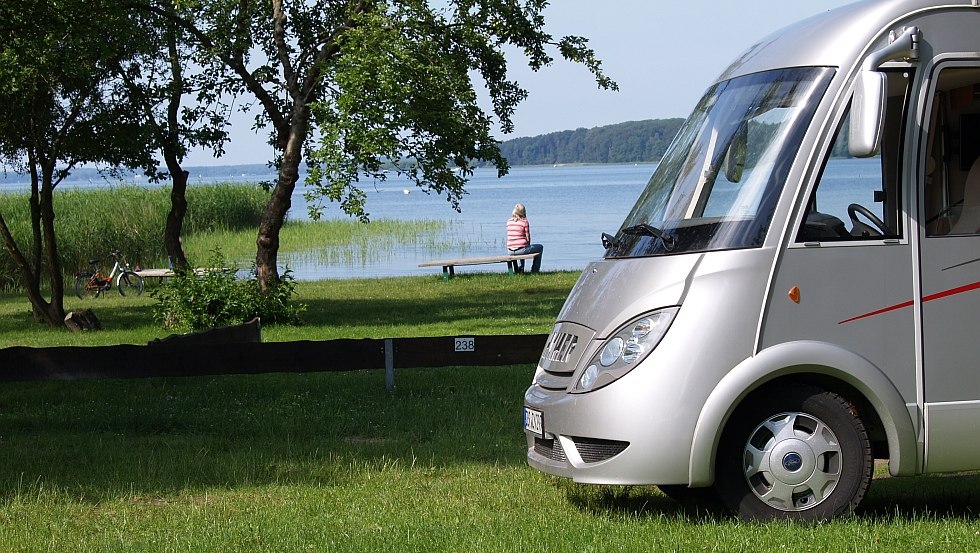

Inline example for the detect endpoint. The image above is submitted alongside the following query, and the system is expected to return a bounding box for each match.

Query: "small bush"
[152,250,305,332]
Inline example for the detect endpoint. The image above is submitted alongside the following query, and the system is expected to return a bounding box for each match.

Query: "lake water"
[0,158,879,280]
[282,157,879,280]
[284,163,656,279]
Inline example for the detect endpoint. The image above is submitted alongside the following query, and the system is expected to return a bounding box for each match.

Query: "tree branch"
[128,1,289,134]
[271,0,298,97]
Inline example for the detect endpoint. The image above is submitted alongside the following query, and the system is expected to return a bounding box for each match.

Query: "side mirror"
[848,70,887,158]
[848,26,920,158]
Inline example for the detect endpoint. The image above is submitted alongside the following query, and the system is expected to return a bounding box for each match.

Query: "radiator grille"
[571,437,630,464]
[533,437,567,463]
[534,436,629,464]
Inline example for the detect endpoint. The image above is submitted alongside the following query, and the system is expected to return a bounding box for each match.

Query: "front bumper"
[523,373,696,486]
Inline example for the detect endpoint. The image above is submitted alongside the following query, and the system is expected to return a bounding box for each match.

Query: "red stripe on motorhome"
[838,281,980,325]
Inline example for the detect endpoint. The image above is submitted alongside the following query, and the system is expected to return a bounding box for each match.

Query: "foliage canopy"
[152,0,617,289]
[1,0,617,315]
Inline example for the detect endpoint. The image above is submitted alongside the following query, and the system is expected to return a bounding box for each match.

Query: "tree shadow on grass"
[297,288,566,333]
[857,473,980,519]
[560,473,980,523]
[0,300,168,344]
[0,365,533,504]
[561,482,729,522]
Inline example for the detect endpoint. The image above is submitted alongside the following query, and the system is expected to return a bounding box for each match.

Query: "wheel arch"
[688,340,918,486]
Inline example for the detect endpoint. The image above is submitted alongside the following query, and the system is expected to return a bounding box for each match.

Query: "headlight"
[574,307,679,393]
[599,337,624,366]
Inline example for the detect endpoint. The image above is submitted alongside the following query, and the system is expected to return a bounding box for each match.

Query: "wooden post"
[384,338,395,391]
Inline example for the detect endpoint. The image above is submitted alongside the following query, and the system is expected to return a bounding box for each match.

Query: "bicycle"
[74,250,144,299]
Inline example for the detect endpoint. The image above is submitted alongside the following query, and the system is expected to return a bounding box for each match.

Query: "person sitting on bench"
[506,203,543,273]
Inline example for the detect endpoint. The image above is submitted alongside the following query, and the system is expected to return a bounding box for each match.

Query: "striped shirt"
[506,217,530,250]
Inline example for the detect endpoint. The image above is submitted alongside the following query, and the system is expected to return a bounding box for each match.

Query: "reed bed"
[185,218,460,271]
[0,184,457,290]
[0,184,268,287]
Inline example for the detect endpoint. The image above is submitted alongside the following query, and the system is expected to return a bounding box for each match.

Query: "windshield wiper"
[621,223,676,251]
[601,232,620,249]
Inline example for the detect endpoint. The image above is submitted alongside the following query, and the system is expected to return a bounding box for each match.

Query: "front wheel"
[117,271,144,296]
[75,272,100,299]
[715,385,872,521]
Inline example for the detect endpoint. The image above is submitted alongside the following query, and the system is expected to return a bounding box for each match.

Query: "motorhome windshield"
[607,67,835,258]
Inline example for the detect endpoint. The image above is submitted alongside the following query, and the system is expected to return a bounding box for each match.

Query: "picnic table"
[418,253,540,280]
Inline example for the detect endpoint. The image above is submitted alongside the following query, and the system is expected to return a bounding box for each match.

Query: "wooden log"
[64,309,103,332]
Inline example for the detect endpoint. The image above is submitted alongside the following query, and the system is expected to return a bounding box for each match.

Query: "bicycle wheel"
[75,273,100,299]
[117,271,144,296]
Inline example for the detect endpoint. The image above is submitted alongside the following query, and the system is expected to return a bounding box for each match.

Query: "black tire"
[715,385,872,521]
[117,271,144,297]
[74,272,100,299]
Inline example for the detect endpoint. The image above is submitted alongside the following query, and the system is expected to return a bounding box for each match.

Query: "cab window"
[797,70,912,242]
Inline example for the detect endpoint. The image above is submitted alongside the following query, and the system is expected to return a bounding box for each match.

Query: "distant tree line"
[495,119,685,166]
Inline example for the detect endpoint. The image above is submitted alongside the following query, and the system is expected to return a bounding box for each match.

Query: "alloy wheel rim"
[741,411,842,511]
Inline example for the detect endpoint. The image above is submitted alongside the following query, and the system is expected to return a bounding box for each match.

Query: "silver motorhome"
[523,0,980,521]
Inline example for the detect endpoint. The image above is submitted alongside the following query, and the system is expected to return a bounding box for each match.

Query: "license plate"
[524,407,544,438]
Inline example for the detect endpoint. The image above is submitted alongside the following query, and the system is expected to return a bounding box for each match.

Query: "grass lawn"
[2,273,980,551]
[0,272,580,348]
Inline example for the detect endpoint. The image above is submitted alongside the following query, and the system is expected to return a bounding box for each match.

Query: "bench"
[135,267,227,283]
[135,268,177,280]
[418,253,539,280]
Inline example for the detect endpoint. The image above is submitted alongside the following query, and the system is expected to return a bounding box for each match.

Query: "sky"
[184,0,857,166]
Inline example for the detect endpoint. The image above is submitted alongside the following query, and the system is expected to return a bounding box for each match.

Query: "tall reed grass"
[0,184,269,289]
[183,218,458,267]
[0,184,456,290]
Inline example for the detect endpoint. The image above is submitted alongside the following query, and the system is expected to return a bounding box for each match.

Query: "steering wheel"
[847,203,888,236]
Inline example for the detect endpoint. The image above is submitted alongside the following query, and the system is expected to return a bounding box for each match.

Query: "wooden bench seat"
[135,267,227,282]
[135,268,177,279]
[418,253,539,279]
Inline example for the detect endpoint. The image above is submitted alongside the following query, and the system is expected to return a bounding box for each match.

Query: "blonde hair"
[512,203,526,219]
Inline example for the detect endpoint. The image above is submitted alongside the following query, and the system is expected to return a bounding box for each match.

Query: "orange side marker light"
[788,286,801,304]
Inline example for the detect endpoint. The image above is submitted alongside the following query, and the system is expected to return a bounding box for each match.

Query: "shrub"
[152,250,305,332]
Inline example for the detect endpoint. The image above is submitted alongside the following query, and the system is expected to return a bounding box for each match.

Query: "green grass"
[1,367,980,551]
[2,273,980,551]
[0,272,579,348]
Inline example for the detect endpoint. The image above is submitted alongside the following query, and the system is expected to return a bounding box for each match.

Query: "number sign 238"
[454,337,475,352]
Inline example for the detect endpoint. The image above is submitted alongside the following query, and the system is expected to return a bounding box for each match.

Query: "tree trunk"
[38,166,67,324]
[0,213,62,326]
[28,158,43,294]
[162,28,189,271]
[0,181,66,328]
[255,107,309,292]
[164,164,189,269]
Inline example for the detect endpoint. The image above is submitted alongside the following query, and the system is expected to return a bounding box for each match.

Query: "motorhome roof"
[715,0,978,84]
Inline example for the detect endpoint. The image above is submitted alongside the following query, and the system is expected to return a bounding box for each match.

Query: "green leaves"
[152,250,305,332]
[4,0,618,294]
[303,0,619,222]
